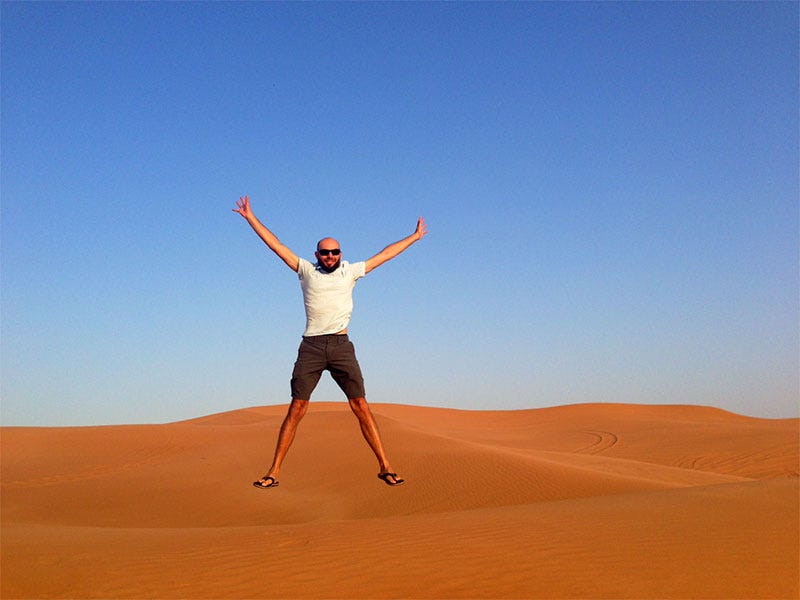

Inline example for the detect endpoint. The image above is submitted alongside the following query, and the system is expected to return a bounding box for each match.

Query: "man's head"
[315,237,342,273]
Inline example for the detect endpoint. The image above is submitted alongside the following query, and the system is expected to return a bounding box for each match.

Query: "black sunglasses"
[317,248,341,256]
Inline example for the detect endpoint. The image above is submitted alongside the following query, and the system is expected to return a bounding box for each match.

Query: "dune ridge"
[2,402,798,599]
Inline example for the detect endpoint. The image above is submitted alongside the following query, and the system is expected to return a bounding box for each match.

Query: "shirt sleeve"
[352,261,366,281]
[297,257,313,280]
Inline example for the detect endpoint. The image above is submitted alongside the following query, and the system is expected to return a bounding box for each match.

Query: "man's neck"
[317,262,341,274]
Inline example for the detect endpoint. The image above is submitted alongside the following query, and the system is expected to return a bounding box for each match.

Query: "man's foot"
[377,472,405,486]
[253,475,279,489]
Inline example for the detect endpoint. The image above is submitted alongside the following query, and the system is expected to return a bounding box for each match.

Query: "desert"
[2,402,798,599]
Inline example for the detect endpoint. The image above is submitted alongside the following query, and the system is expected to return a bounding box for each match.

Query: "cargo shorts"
[290,334,366,400]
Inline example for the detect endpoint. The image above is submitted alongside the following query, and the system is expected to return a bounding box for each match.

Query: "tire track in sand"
[576,430,619,455]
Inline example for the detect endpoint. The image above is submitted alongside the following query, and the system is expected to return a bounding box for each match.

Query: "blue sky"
[2,1,797,425]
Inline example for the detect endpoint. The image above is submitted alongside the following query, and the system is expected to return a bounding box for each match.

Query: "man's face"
[315,238,341,273]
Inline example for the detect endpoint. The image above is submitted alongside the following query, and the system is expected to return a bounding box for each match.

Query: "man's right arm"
[233,196,300,272]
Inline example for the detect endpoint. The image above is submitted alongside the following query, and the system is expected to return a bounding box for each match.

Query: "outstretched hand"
[232,195,253,219]
[415,216,429,241]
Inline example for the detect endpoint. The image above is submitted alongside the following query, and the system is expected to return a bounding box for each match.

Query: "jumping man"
[232,195,428,488]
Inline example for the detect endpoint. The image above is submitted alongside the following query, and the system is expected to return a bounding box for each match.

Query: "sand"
[1,402,797,599]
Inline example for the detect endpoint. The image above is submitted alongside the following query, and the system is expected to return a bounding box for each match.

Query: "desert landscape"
[1,401,797,599]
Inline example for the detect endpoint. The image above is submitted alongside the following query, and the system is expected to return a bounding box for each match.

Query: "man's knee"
[347,397,370,417]
[287,398,309,421]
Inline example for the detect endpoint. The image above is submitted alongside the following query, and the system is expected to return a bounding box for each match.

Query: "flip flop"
[378,472,405,486]
[253,475,279,489]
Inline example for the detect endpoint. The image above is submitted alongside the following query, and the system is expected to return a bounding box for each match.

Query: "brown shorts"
[290,334,366,400]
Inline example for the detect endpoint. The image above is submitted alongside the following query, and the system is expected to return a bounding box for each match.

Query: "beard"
[318,257,341,273]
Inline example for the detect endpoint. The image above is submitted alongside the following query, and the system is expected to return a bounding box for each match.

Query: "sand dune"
[2,402,797,599]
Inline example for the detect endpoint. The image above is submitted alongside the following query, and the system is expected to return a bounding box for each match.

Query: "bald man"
[233,196,428,489]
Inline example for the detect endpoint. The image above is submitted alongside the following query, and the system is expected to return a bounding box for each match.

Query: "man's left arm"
[364,217,428,274]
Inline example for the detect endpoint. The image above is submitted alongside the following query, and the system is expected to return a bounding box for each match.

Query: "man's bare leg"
[347,397,403,483]
[256,398,309,484]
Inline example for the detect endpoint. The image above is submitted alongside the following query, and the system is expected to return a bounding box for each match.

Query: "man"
[232,195,427,488]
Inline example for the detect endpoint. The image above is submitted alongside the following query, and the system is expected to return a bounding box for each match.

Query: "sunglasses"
[317,248,341,256]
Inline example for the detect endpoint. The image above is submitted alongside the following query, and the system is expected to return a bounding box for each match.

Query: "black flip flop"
[253,475,279,489]
[377,472,405,486]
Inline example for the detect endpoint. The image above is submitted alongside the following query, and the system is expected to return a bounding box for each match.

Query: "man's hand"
[414,216,429,241]
[233,195,253,219]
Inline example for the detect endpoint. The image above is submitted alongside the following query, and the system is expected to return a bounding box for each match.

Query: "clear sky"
[2,1,797,425]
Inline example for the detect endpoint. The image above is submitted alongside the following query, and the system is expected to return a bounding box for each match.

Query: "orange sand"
[2,402,798,599]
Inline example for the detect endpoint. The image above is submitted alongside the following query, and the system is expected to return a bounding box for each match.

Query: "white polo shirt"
[297,258,366,336]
